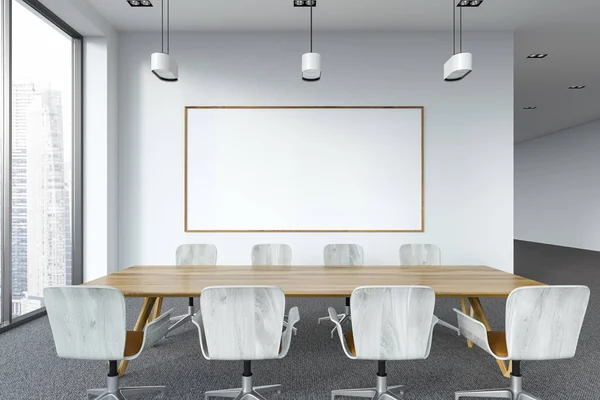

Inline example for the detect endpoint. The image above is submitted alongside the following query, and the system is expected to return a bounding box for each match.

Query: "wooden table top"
[83,265,544,298]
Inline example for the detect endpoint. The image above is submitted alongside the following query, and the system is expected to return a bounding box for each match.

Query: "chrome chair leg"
[205,388,241,399]
[518,393,541,400]
[375,391,403,400]
[120,386,166,396]
[94,394,126,400]
[321,299,352,335]
[167,301,195,335]
[387,385,405,395]
[90,386,166,399]
[318,313,345,324]
[331,388,377,400]
[332,369,404,400]
[254,384,282,395]
[282,320,297,335]
[204,365,281,400]
[90,372,166,400]
[87,388,106,398]
[331,314,351,338]
[455,388,512,399]
[456,372,539,400]
[236,392,268,400]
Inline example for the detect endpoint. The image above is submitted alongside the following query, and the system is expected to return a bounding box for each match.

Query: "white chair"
[251,244,296,335]
[192,286,300,400]
[455,285,590,400]
[157,244,217,334]
[44,286,172,400]
[251,244,292,266]
[329,286,438,400]
[399,244,460,335]
[318,244,364,338]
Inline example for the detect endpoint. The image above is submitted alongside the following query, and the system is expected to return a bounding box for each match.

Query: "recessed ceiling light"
[523,106,537,110]
[128,0,152,7]
[568,85,586,90]
[457,0,483,7]
[527,53,548,59]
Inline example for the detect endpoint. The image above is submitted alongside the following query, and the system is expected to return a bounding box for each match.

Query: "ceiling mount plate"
[127,0,153,7]
[457,0,483,7]
[294,0,316,7]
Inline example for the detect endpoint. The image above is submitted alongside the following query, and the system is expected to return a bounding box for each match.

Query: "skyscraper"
[26,88,69,298]
[11,82,70,313]
[11,82,34,300]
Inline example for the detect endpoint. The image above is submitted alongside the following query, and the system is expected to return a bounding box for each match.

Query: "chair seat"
[345,332,356,356]
[487,331,508,357]
[124,331,144,357]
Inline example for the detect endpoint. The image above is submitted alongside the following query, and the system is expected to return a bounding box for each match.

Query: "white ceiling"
[515,29,600,143]
[85,0,600,32]
[82,0,600,143]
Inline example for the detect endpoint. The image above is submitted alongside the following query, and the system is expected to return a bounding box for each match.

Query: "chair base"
[332,374,404,400]
[168,303,195,334]
[205,375,281,400]
[283,317,298,335]
[318,303,352,338]
[87,375,165,399]
[456,375,540,400]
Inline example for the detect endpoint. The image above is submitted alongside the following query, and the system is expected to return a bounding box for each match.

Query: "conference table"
[84,265,545,377]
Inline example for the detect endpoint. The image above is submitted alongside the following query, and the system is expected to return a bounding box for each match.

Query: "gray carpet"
[1,240,599,400]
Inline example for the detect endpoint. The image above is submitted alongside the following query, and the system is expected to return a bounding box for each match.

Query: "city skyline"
[11,81,72,316]
[4,0,75,318]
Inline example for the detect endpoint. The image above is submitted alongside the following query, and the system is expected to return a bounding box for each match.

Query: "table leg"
[147,297,164,323]
[459,297,473,348]
[118,297,157,376]
[468,297,510,378]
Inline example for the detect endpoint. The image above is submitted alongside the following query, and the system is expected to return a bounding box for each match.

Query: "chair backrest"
[251,244,292,266]
[176,244,217,265]
[324,244,364,266]
[399,244,441,266]
[200,286,285,360]
[350,286,436,360]
[506,285,590,360]
[43,286,127,361]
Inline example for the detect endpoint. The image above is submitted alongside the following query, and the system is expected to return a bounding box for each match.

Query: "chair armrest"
[191,311,211,360]
[278,307,300,359]
[453,308,495,357]
[141,308,173,351]
[328,307,356,359]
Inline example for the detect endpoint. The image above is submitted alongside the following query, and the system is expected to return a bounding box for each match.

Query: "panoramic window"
[0,0,81,328]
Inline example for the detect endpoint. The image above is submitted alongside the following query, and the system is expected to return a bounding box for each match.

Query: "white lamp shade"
[151,52,179,82]
[444,52,472,82]
[302,52,321,81]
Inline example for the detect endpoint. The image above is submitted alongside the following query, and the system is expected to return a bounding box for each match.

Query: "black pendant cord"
[167,0,170,55]
[161,0,164,53]
[310,5,313,53]
[452,0,456,55]
[460,4,463,53]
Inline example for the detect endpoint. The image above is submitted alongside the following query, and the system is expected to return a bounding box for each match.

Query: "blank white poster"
[185,107,423,232]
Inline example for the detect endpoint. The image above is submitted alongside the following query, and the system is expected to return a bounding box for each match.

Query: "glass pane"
[11,1,73,317]
[0,1,3,325]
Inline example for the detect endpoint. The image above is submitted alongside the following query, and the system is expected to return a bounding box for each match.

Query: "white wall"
[515,119,600,251]
[83,35,119,281]
[83,37,108,281]
[48,0,121,281]
[118,31,515,272]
